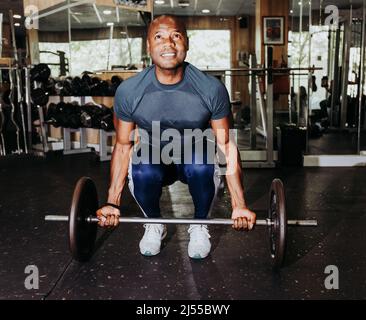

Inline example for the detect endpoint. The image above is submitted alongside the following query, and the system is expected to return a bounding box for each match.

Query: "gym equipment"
[8,69,21,153]
[69,177,98,261]
[10,10,28,154]
[54,77,73,96]
[108,75,123,96]
[30,64,51,83]
[0,102,5,155]
[45,177,318,268]
[80,103,114,130]
[100,108,115,131]
[31,88,49,106]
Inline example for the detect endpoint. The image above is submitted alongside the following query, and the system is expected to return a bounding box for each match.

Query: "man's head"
[147,15,189,70]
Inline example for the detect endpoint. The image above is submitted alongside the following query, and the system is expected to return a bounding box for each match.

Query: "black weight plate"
[30,63,51,83]
[268,178,287,269]
[69,177,98,262]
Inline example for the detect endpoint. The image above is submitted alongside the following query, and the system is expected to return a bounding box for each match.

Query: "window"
[186,30,231,69]
[185,30,231,96]
[39,42,70,78]
[39,38,143,77]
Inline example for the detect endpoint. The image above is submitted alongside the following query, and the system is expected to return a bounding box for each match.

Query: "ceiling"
[38,4,148,31]
[153,0,255,16]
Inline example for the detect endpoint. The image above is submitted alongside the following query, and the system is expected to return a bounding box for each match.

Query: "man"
[97,15,256,259]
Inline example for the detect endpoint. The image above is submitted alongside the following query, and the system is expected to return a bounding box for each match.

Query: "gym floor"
[0,152,365,300]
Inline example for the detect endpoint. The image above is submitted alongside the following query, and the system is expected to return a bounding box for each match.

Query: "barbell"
[45,177,317,269]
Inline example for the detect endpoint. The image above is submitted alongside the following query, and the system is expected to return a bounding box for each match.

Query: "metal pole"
[297,2,303,126]
[0,13,3,86]
[68,0,72,76]
[340,16,351,130]
[306,2,312,154]
[107,24,114,71]
[331,26,341,127]
[44,215,318,227]
[358,0,366,152]
[250,54,257,149]
[266,46,274,164]
[25,67,33,151]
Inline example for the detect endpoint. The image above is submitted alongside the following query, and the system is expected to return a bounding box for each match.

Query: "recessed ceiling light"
[106,22,114,26]
[155,0,165,4]
[178,0,190,8]
[202,9,210,14]
[13,14,22,19]
[14,23,21,27]
[290,10,293,13]
[103,10,112,15]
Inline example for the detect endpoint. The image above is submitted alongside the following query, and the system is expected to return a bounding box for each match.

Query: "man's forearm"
[107,142,133,205]
[221,141,247,209]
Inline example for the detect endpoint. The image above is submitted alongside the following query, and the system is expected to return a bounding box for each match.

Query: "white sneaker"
[139,224,167,256]
[188,224,211,259]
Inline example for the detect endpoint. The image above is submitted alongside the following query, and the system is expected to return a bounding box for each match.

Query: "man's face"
[147,17,189,70]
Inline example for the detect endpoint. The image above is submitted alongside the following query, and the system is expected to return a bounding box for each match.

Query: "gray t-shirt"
[114,62,231,147]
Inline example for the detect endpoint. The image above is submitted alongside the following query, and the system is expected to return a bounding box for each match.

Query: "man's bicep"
[114,115,136,146]
[211,117,231,145]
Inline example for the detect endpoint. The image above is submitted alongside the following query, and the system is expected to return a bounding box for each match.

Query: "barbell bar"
[44,177,318,269]
[45,215,318,226]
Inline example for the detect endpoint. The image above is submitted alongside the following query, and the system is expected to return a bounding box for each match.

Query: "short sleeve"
[210,81,231,120]
[113,84,134,122]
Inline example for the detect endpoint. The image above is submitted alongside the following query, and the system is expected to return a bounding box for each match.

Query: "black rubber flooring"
[0,152,365,300]
[308,129,366,155]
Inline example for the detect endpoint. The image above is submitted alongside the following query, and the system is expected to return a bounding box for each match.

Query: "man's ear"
[146,40,151,55]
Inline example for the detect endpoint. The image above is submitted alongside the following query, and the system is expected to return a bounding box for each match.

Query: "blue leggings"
[129,159,218,219]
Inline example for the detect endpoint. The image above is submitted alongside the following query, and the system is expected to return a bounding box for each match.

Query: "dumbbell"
[30,64,51,83]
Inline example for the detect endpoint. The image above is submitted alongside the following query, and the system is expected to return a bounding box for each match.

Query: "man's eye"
[155,34,162,40]
[173,33,181,39]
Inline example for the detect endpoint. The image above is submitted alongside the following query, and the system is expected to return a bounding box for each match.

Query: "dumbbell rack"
[99,129,114,161]
[63,127,91,155]
[59,96,89,155]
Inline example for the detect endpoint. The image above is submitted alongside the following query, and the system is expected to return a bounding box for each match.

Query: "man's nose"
[163,36,176,47]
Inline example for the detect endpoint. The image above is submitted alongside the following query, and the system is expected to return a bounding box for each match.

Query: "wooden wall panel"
[1,24,12,57]
[257,0,289,66]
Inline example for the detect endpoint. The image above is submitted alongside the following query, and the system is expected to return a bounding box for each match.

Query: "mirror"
[36,1,151,77]
[358,3,366,154]
[37,1,70,77]
[287,0,366,156]
[68,3,151,76]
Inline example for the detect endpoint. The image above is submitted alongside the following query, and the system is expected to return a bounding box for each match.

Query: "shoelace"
[143,224,164,240]
[188,225,211,241]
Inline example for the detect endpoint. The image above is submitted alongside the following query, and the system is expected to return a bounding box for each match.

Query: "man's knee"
[132,164,164,184]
